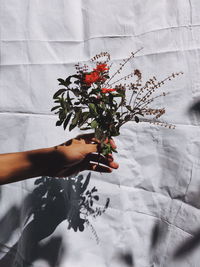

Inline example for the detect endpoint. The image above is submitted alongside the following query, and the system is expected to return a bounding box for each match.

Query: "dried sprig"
[52,50,183,155]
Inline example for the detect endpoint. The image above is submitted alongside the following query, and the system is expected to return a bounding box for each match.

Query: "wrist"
[25,147,56,177]
[33,146,66,177]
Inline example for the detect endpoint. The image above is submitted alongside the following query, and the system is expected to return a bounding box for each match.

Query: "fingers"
[109,138,117,149]
[56,152,118,177]
[85,153,119,169]
[86,162,113,173]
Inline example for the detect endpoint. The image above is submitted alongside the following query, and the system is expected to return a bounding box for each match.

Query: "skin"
[0,133,119,185]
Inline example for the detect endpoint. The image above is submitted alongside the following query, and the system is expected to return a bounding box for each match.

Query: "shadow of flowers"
[0,172,109,267]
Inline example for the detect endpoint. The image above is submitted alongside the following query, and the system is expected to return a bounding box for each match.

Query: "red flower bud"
[101,88,116,93]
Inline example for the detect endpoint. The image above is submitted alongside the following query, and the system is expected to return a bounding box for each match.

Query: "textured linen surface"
[0,0,200,266]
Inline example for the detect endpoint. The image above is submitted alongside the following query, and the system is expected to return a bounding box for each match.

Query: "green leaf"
[99,102,106,110]
[71,74,80,79]
[56,120,63,126]
[111,146,118,153]
[112,132,120,137]
[57,78,65,85]
[66,91,72,105]
[80,127,91,130]
[89,103,97,115]
[64,76,72,87]
[69,123,76,131]
[63,113,73,130]
[102,147,109,156]
[126,105,132,111]
[116,112,121,119]
[51,106,60,112]
[137,111,144,117]
[53,89,67,99]
[69,110,82,131]
[60,98,67,110]
[91,120,98,129]
[82,111,90,118]
[72,89,80,97]
[102,143,117,155]
[78,112,90,127]
[125,115,131,121]
[72,112,80,125]
[59,110,66,121]
[108,93,114,104]
[65,101,71,112]
[58,75,79,87]
[74,80,80,85]
[135,116,139,123]
[95,128,105,140]
[113,94,123,98]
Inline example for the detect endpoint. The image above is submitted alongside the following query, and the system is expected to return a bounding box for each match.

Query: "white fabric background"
[0,0,200,266]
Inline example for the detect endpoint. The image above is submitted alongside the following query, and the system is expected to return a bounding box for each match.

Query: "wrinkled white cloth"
[0,0,200,266]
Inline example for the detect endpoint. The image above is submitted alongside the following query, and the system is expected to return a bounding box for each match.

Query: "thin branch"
[105,47,143,86]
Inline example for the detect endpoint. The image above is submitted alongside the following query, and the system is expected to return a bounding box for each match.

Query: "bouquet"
[52,49,183,155]
[51,49,183,239]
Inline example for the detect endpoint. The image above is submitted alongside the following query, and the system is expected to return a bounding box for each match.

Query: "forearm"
[0,147,57,185]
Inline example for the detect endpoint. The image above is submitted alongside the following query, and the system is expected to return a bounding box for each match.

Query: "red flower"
[94,64,109,73]
[101,88,116,93]
[84,71,100,85]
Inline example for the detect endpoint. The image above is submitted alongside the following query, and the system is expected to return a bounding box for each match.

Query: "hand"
[50,133,119,177]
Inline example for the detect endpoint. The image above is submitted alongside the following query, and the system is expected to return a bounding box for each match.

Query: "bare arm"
[0,147,57,184]
[0,134,118,185]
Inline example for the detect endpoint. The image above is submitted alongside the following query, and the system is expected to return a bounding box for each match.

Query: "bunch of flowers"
[52,50,183,155]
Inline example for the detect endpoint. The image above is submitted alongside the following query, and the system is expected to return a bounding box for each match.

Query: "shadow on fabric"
[0,173,98,266]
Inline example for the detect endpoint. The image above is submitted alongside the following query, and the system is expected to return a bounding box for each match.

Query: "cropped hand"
[51,133,119,177]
